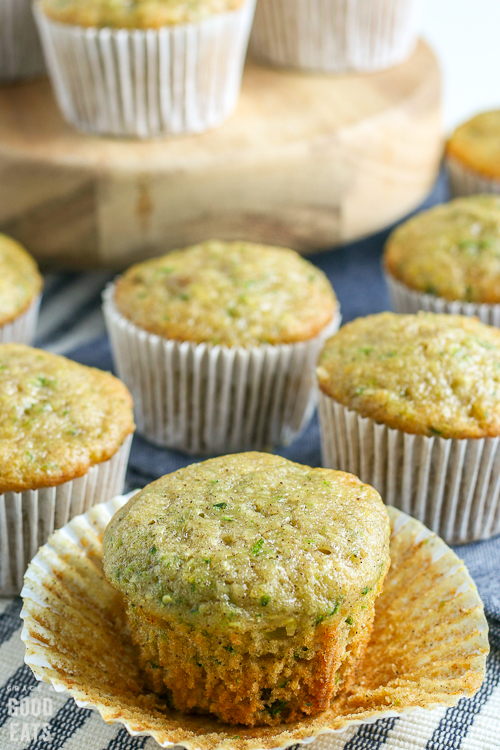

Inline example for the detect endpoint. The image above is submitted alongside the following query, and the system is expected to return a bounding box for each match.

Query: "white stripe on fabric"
[0,680,68,749]
[0,626,28,685]
[379,708,448,749]
[59,707,117,750]
[46,307,107,355]
[459,683,500,750]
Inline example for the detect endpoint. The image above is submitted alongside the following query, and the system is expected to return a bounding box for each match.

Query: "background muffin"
[34,0,255,137]
[446,111,500,196]
[0,234,43,344]
[0,0,45,81]
[104,240,340,454]
[0,344,134,595]
[384,195,500,324]
[103,452,390,727]
[317,312,500,543]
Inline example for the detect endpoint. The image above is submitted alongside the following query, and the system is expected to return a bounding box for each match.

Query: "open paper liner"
[385,272,500,327]
[0,294,41,345]
[103,285,340,454]
[318,392,500,544]
[0,0,45,80]
[446,155,500,198]
[249,0,422,73]
[34,0,255,137]
[0,433,132,596]
[20,493,488,750]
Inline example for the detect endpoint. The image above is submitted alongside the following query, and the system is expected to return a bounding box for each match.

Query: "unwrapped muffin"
[317,312,500,543]
[103,452,390,726]
[446,111,500,197]
[34,0,255,137]
[103,240,339,454]
[0,234,42,344]
[0,344,135,595]
[384,195,500,325]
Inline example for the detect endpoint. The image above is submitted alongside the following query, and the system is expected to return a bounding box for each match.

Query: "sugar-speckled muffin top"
[317,312,500,439]
[446,110,500,180]
[384,196,500,304]
[0,235,42,327]
[103,452,390,632]
[41,0,246,28]
[114,241,337,347]
[0,344,134,493]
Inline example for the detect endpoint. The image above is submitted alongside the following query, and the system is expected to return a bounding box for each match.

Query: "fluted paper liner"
[319,393,500,544]
[0,433,132,596]
[386,272,500,327]
[103,285,340,454]
[0,0,45,80]
[249,0,422,73]
[446,155,500,198]
[20,494,488,749]
[0,294,41,345]
[34,0,255,137]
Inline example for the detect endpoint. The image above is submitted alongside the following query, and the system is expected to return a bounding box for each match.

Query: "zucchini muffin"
[103,240,339,454]
[0,234,43,344]
[384,195,500,323]
[317,312,500,543]
[0,344,135,595]
[35,0,255,136]
[446,111,500,196]
[103,452,390,726]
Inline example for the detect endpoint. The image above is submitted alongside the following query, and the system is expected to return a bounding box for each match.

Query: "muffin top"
[103,452,390,633]
[41,0,246,28]
[114,241,337,347]
[446,110,500,180]
[0,234,42,327]
[384,195,500,304]
[0,344,134,493]
[317,312,500,439]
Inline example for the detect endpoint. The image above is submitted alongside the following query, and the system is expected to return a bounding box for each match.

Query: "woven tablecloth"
[1,171,500,749]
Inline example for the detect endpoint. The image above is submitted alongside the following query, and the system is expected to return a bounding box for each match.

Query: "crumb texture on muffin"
[0,344,134,493]
[317,312,500,439]
[446,111,500,180]
[103,452,389,725]
[41,0,246,27]
[384,195,500,303]
[0,234,42,326]
[113,240,337,347]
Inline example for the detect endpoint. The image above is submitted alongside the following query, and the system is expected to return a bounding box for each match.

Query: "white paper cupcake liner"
[0,0,45,80]
[386,271,500,327]
[318,392,500,544]
[20,494,488,749]
[446,155,500,198]
[0,432,132,596]
[34,0,255,138]
[103,284,340,454]
[0,294,41,345]
[249,0,422,73]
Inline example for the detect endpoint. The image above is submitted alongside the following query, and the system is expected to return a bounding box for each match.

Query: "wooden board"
[0,40,442,269]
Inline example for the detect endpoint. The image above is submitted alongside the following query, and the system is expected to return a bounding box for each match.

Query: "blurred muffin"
[0,0,45,81]
[317,312,500,543]
[250,0,422,73]
[446,111,500,196]
[103,240,339,454]
[384,195,500,324]
[0,344,134,595]
[0,234,43,344]
[103,452,390,726]
[34,0,255,137]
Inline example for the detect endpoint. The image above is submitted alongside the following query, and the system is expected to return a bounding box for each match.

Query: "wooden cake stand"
[0,40,441,268]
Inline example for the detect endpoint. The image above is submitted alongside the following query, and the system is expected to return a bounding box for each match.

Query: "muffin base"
[34,0,255,137]
[385,272,500,326]
[0,294,41,345]
[0,0,45,80]
[249,0,422,73]
[318,392,500,544]
[446,155,500,198]
[103,284,340,454]
[0,433,132,596]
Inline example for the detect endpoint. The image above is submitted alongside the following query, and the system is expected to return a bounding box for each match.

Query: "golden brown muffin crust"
[114,241,337,348]
[317,312,500,439]
[0,344,134,493]
[446,110,500,180]
[0,234,42,327]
